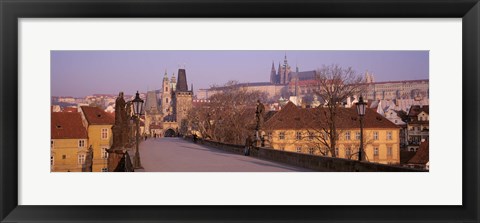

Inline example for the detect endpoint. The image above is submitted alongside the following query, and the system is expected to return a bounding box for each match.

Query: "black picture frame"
[1,0,479,222]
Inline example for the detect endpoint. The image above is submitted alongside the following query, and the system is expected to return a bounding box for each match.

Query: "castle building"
[144,68,193,137]
[198,54,429,107]
[270,54,317,85]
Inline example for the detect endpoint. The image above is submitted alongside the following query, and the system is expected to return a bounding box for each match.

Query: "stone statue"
[255,100,265,130]
[126,101,132,119]
[113,92,129,148]
[115,92,126,125]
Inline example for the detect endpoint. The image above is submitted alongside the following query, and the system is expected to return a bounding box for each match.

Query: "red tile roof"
[264,102,399,130]
[81,106,115,125]
[51,112,88,139]
[400,151,417,164]
[408,141,429,164]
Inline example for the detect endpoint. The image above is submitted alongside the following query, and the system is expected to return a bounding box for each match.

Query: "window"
[101,168,108,172]
[51,156,54,166]
[166,98,169,103]
[387,131,392,140]
[335,148,339,157]
[267,132,272,140]
[51,140,54,148]
[62,155,66,159]
[373,132,379,140]
[78,154,86,164]
[308,132,314,140]
[308,148,314,155]
[387,147,393,156]
[374,148,379,156]
[345,131,351,140]
[279,132,285,140]
[165,87,168,92]
[355,132,361,140]
[296,132,302,140]
[296,147,302,153]
[101,147,109,159]
[101,128,108,139]
[394,120,398,124]
[78,139,85,148]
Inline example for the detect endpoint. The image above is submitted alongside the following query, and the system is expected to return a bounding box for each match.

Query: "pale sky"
[51,50,429,97]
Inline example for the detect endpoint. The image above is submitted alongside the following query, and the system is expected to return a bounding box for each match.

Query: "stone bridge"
[138,137,423,172]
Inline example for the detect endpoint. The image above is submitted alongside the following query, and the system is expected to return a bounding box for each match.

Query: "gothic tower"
[173,68,193,128]
[162,70,171,115]
[176,69,189,91]
[278,62,283,84]
[283,54,291,84]
[270,61,277,84]
[279,54,291,84]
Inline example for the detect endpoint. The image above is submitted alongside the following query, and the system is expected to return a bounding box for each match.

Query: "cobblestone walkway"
[139,137,311,172]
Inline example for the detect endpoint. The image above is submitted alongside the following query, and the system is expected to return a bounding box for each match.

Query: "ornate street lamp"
[132,91,144,169]
[355,95,367,161]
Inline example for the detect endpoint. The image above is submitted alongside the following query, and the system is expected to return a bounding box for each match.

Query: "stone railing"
[185,137,425,172]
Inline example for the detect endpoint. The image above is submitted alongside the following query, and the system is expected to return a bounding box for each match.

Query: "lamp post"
[132,91,144,169]
[355,95,367,161]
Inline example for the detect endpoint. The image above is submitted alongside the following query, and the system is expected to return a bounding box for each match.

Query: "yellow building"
[263,102,401,165]
[80,106,114,172]
[51,112,89,172]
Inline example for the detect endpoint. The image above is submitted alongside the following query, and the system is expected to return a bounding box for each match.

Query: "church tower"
[278,62,283,84]
[270,61,277,84]
[170,72,177,92]
[173,68,193,128]
[162,70,171,115]
[279,54,291,84]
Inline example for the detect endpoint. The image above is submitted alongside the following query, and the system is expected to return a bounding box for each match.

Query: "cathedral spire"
[270,60,277,84]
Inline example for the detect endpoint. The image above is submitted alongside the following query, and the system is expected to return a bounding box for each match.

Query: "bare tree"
[187,81,267,145]
[307,64,366,158]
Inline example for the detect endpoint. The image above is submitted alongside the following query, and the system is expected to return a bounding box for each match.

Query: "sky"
[51,50,429,97]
